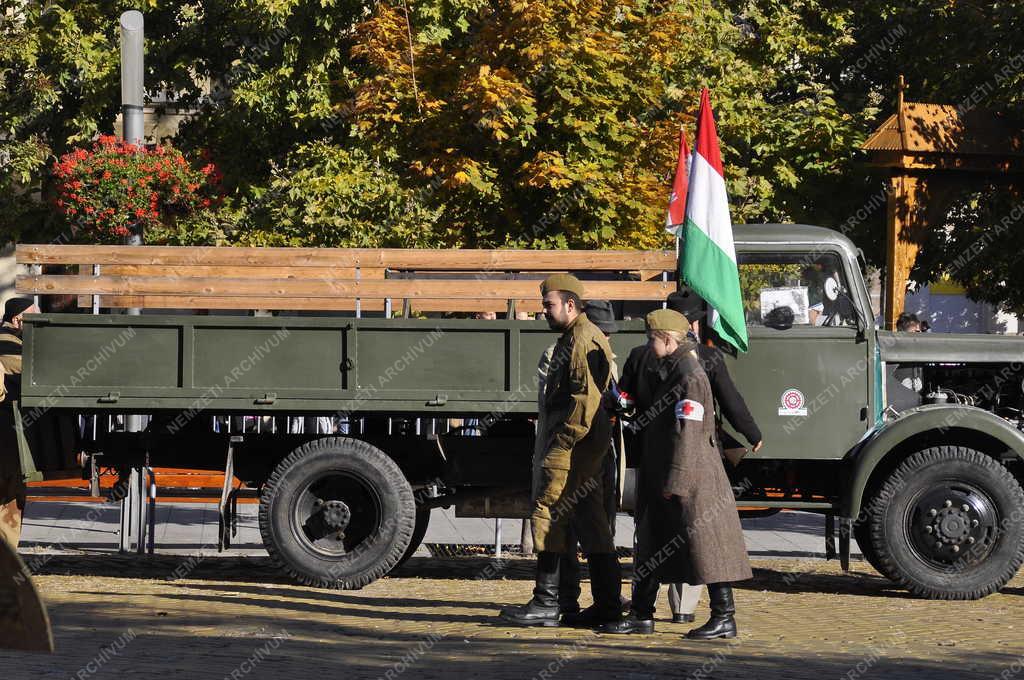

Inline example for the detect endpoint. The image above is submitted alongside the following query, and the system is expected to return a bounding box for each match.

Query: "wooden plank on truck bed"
[17,244,676,271]
[76,296,389,312]
[19,275,674,300]
[100,264,385,280]
[76,295,539,313]
[75,266,388,308]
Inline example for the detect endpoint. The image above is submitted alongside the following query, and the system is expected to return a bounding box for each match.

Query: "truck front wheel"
[259,437,415,589]
[866,446,1024,599]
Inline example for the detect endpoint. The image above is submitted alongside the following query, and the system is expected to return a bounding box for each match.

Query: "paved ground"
[19,502,856,559]
[4,554,1023,680]
[19,503,1017,679]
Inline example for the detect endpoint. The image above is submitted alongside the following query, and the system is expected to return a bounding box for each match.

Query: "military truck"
[12,224,1024,600]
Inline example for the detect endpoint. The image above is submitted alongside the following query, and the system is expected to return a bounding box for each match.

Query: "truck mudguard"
[844,404,1024,518]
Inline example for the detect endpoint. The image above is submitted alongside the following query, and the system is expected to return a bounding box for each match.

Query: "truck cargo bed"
[22,314,645,414]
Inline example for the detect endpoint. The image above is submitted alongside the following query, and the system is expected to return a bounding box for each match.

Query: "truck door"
[726,250,870,460]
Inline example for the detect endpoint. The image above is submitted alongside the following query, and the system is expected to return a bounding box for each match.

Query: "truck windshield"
[738,252,858,328]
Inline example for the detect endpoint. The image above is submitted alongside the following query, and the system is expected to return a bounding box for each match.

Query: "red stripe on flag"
[667,129,690,227]
[694,87,724,177]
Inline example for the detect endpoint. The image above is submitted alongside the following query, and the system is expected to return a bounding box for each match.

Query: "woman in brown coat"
[601,309,752,639]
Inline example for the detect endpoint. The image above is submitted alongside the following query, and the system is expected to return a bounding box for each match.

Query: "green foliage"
[4,0,1024,312]
[235,142,447,247]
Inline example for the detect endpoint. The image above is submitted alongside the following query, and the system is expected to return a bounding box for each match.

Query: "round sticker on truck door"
[778,388,807,416]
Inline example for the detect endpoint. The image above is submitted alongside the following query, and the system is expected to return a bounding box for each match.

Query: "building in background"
[905,278,1020,334]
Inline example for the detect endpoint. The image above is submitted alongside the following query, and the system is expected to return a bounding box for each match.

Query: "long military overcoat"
[622,343,752,585]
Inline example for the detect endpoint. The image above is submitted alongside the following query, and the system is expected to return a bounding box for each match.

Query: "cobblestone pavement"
[4,555,1024,680]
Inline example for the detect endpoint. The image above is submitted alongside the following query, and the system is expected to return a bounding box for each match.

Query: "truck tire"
[866,446,1024,600]
[259,437,415,589]
[390,508,431,572]
[852,519,886,576]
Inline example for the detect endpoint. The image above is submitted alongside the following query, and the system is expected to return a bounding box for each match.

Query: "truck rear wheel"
[866,446,1024,599]
[390,508,431,573]
[259,437,415,589]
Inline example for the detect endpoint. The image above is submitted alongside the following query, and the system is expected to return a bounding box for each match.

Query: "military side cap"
[645,308,690,333]
[540,273,585,298]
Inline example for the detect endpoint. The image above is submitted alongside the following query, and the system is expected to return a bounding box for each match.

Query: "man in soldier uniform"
[0,297,39,547]
[499,275,622,627]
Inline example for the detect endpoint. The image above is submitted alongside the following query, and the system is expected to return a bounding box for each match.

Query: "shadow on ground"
[20,553,901,597]
[0,597,1018,680]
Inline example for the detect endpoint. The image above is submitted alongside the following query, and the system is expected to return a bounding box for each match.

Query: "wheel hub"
[318,499,352,533]
[932,505,971,545]
[295,472,383,558]
[911,487,995,566]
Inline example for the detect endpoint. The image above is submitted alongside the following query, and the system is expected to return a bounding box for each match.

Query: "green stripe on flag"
[679,220,748,352]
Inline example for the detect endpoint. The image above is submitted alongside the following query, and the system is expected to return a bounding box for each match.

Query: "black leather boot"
[685,583,737,640]
[558,552,582,615]
[561,553,623,627]
[598,556,657,634]
[499,552,561,627]
[597,611,654,634]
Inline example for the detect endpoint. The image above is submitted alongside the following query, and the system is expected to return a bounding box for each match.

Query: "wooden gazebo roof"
[863,101,1024,171]
[861,78,1024,329]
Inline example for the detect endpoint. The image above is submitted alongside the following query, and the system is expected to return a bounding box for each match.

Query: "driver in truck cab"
[500,274,623,628]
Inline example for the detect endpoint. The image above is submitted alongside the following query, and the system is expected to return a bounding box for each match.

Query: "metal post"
[30,264,41,310]
[120,11,145,147]
[494,518,502,559]
[218,436,241,551]
[120,10,145,427]
[118,467,139,553]
[146,466,156,555]
[135,460,148,555]
[355,266,361,318]
[91,264,101,314]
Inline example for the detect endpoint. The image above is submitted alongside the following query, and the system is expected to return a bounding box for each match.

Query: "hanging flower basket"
[51,135,222,243]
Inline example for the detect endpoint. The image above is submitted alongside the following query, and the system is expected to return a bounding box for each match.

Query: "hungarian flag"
[679,88,748,352]
[665,130,690,233]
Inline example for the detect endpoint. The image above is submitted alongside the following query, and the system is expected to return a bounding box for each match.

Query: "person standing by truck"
[618,291,761,625]
[603,309,752,638]
[0,297,39,548]
[537,300,624,620]
[667,290,762,623]
[500,275,622,627]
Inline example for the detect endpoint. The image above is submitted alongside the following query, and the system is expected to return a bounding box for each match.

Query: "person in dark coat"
[665,290,763,619]
[617,291,762,624]
[668,289,762,452]
[601,309,752,639]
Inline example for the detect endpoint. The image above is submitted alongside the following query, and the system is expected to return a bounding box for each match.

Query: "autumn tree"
[6,0,1024,314]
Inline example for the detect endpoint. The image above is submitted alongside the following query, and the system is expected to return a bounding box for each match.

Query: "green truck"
[14,224,1024,600]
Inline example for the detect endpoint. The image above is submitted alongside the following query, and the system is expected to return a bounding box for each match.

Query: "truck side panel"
[22,314,647,415]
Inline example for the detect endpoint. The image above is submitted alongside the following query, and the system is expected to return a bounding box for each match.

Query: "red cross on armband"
[675,399,704,421]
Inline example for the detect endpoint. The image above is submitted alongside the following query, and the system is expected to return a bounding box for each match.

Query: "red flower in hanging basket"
[51,136,223,243]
